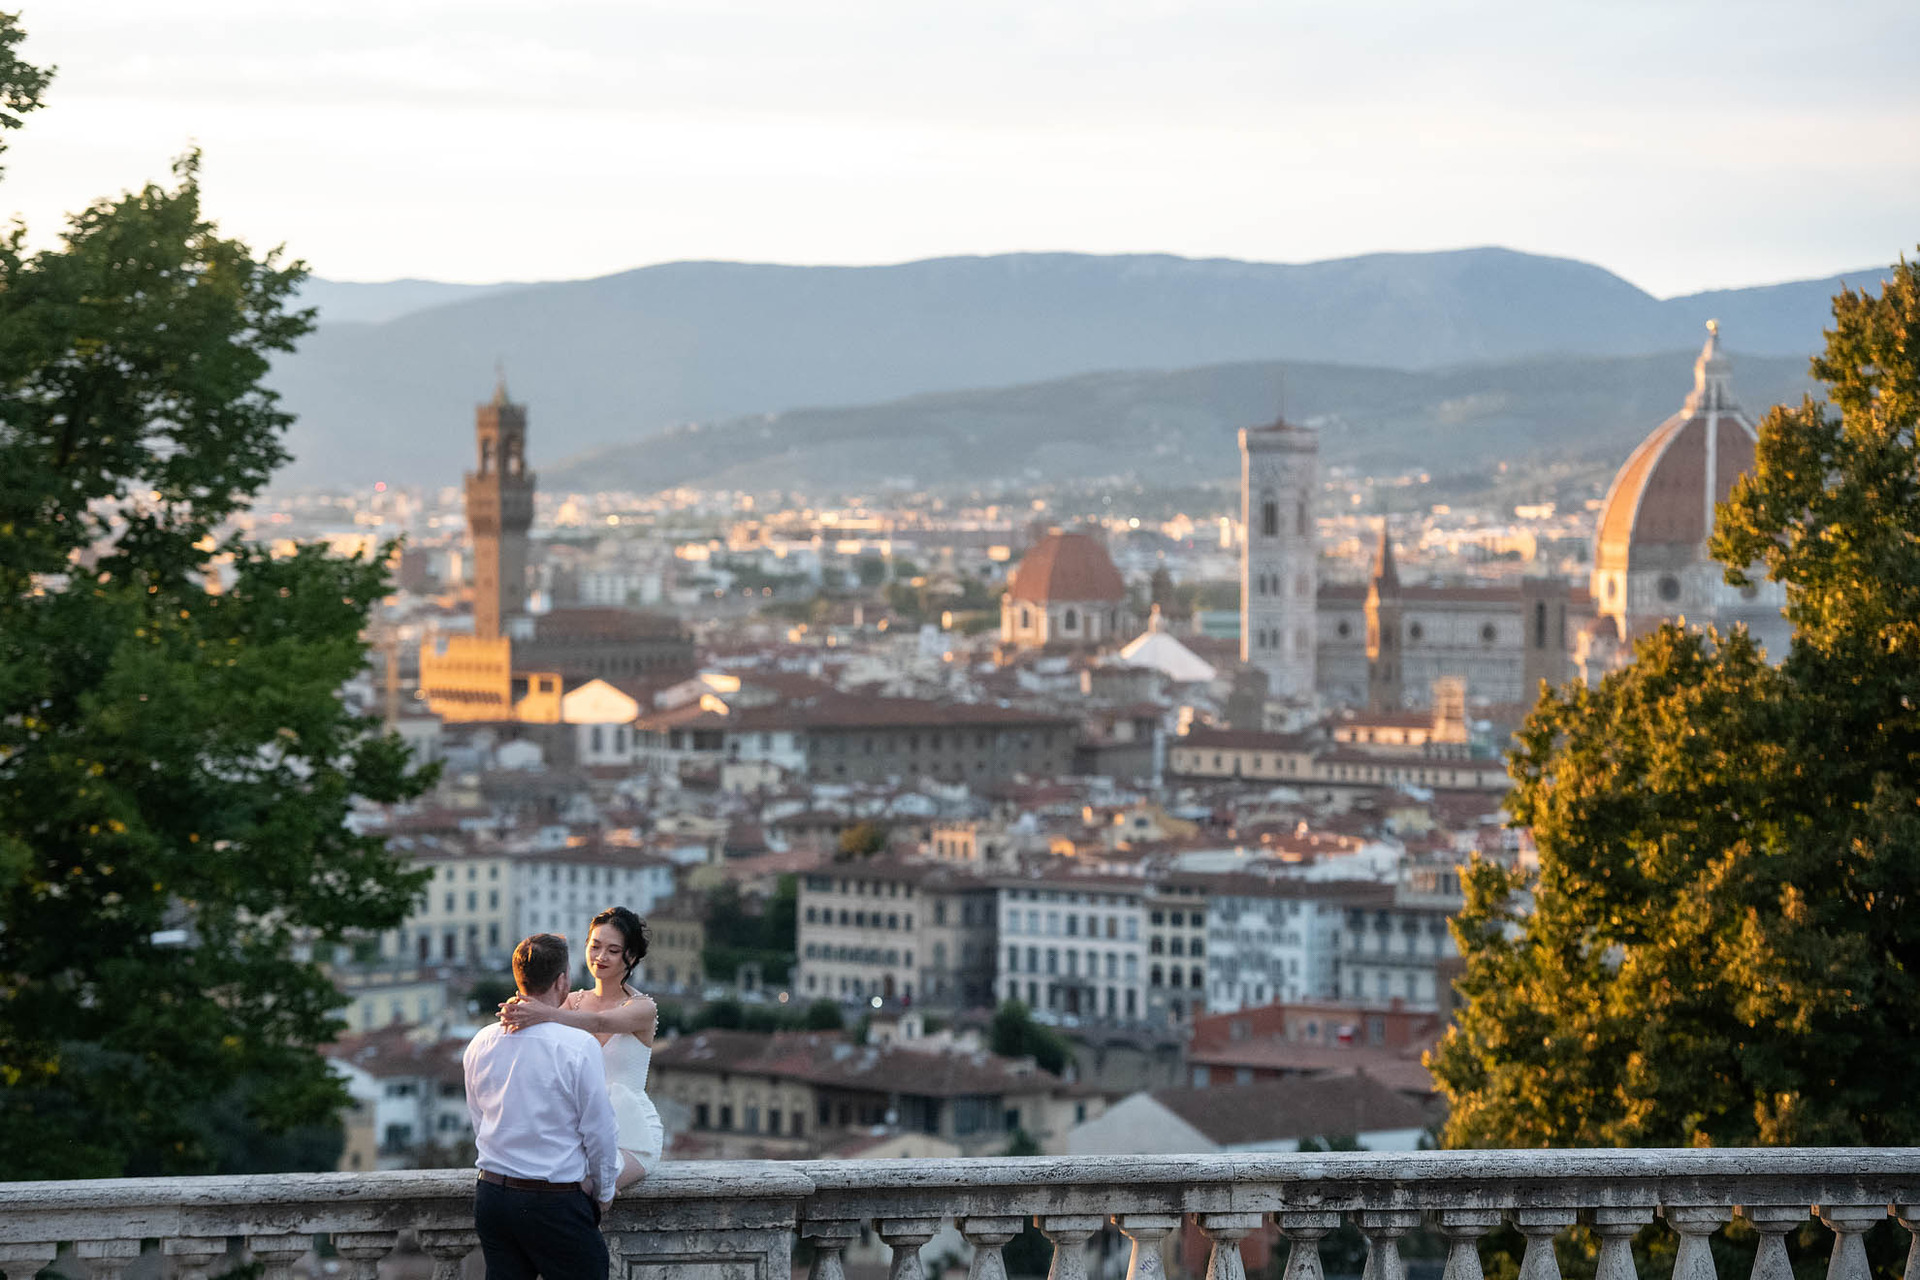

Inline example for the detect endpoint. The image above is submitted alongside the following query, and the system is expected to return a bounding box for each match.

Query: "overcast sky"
[10,1,1917,297]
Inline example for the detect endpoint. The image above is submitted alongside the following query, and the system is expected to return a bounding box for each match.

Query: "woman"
[500,905,665,1190]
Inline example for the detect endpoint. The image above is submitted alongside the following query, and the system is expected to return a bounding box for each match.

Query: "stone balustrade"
[2,1150,1918,1280]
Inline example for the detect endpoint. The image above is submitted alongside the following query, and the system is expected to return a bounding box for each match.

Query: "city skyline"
[14,1,1919,297]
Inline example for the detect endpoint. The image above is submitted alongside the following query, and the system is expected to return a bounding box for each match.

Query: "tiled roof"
[1150,1070,1434,1143]
[652,1030,1060,1097]
[1185,1041,1436,1097]
[1006,532,1127,605]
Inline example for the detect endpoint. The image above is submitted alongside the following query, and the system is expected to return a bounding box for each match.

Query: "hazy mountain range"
[268,248,1884,490]
[535,351,1819,495]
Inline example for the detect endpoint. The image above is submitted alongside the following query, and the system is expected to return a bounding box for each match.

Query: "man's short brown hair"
[513,933,571,996]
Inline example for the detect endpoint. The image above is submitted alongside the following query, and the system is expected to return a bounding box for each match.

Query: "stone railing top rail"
[4,1152,1920,1280]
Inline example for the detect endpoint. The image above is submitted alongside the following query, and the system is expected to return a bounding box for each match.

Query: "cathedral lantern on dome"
[1580,322,1790,679]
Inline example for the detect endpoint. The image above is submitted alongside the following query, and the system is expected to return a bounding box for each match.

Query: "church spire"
[1371,520,1400,591]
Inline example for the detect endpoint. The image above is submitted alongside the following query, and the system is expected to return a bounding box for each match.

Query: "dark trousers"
[474,1178,609,1280]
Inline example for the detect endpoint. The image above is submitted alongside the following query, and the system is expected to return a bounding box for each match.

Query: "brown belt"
[478,1169,582,1193]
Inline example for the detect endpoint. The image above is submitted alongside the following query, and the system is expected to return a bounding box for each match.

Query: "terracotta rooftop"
[1150,1070,1435,1143]
[653,1029,1060,1097]
[1005,531,1127,605]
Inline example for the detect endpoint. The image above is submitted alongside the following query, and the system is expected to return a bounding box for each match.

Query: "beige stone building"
[796,860,998,1009]
[649,1030,1096,1156]
[638,896,707,996]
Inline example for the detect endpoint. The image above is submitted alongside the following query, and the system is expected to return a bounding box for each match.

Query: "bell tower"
[465,376,535,641]
[1239,412,1318,700]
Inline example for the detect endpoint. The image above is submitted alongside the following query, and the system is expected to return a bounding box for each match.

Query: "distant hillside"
[538,349,1819,495]
[290,277,528,326]
[266,248,1882,487]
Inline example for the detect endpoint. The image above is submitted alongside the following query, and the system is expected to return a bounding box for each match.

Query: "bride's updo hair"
[588,905,649,983]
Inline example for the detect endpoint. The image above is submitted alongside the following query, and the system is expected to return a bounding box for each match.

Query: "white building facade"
[995,877,1149,1023]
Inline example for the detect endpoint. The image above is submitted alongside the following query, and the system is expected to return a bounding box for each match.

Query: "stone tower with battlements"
[1239,412,1318,700]
[465,379,535,641]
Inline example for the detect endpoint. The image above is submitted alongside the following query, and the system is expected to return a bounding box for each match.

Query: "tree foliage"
[0,19,430,1177]
[988,1000,1071,1076]
[1431,257,1920,1147]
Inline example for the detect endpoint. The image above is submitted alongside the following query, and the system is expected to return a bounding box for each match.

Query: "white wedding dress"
[599,1007,665,1174]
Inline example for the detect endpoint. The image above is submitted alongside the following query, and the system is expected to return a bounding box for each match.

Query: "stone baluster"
[878,1218,941,1280]
[1359,1209,1423,1280]
[1588,1207,1654,1280]
[417,1228,482,1280]
[1039,1215,1104,1280]
[332,1230,398,1280]
[804,1220,866,1280]
[1512,1209,1578,1280]
[1276,1211,1342,1280]
[244,1234,313,1280]
[74,1239,145,1280]
[163,1236,231,1280]
[1664,1206,1731,1280]
[1740,1207,1806,1280]
[1113,1214,1181,1280]
[0,1242,58,1280]
[1817,1206,1883,1280]
[1893,1206,1920,1280]
[1436,1209,1502,1280]
[1198,1214,1263,1280]
[963,1217,1026,1280]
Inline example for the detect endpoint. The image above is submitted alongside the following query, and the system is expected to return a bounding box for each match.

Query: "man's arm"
[573,1042,622,1207]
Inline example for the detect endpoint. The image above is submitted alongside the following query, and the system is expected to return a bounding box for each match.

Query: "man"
[465,933,622,1280]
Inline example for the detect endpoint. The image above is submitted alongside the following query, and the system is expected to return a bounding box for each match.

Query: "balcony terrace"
[1,1150,1916,1280]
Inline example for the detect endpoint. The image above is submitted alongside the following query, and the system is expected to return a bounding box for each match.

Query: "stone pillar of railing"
[1588,1207,1653,1280]
[417,1226,482,1280]
[1199,1213,1263,1280]
[605,1163,811,1280]
[1277,1210,1341,1280]
[1040,1215,1105,1280]
[1894,1205,1920,1280]
[1115,1213,1181,1280]
[246,1233,315,1280]
[963,1216,1026,1280]
[73,1238,145,1280]
[1741,1206,1806,1280]
[803,1220,864,1280]
[1818,1205,1883,1280]
[1360,1209,1423,1280]
[1665,1206,1732,1280]
[163,1235,233,1280]
[0,1241,57,1280]
[1513,1208,1578,1280]
[1436,1208,1502,1280]
[879,1217,941,1280]
[332,1229,398,1280]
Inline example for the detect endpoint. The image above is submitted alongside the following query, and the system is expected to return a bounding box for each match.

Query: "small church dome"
[1006,531,1127,604]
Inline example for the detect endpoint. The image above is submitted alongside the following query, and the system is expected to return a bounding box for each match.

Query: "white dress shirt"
[464,1020,622,1203]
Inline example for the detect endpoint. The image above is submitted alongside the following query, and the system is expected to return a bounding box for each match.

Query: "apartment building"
[1204,876,1392,1012]
[796,860,996,1008]
[1338,860,1464,1011]
[1145,877,1212,1024]
[994,872,1149,1022]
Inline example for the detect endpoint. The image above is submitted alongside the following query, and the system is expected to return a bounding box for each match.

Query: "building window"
[1659,574,1683,602]
[1261,497,1278,537]
[719,1105,733,1130]
[1063,608,1078,631]
[695,1104,710,1130]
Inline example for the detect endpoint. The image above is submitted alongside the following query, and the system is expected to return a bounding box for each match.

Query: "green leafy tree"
[0,21,430,1178]
[988,1000,1070,1075]
[1431,257,1920,1148]
[803,999,846,1031]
